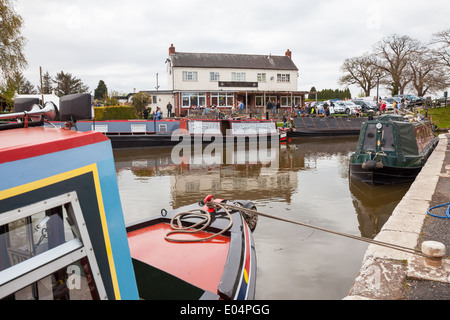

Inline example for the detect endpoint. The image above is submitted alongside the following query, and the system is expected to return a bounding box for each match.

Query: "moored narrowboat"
[289,115,367,137]
[349,114,438,184]
[0,97,257,300]
[36,93,282,148]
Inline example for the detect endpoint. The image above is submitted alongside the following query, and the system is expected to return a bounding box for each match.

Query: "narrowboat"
[40,93,283,148]
[288,115,367,137]
[349,114,438,184]
[0,96,257,300]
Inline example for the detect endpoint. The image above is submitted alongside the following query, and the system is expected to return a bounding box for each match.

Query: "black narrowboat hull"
[289,116,366,137]
[107,133,281,148]
[349,163,423,185]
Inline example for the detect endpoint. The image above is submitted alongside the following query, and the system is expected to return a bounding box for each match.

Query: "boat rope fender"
[362,160,383,171]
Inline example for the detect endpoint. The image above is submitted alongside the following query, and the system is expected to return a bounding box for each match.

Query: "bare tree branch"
[339,53,381,97]
[373,34,423,95]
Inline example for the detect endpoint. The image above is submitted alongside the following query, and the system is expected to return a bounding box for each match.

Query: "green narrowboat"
[349,114,438,184]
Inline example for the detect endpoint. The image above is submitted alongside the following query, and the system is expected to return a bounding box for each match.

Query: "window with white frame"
[281,96,292,107]
[210,92,234,107]
[182,92,206,108]
[210,72,220,81]
[277,73,290,83]
[231,72,246,81]
[182,71,198,81]
[257,73,266,82]
[255,96,277,107]
[293,96,302,106]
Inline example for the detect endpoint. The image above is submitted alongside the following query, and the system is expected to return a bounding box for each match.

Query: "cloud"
[14,0,450,97]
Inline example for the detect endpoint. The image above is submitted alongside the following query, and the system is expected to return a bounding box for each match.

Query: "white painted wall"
[170,67,298,92]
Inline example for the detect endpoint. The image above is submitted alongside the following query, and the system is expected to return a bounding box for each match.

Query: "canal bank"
[346,133,450,300]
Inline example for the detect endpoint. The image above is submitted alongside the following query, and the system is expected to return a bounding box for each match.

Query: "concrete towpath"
[345,133,450,300]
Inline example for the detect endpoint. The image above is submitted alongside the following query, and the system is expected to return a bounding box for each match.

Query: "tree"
[38,71,53,94]
[53,71,89,97]
[131,92,150,118]
[103,90,119,106]
[94,80,108,100]
[308,86,317,100]
[7,71,37,94]
[0,0,27,82]
[431,28,450,69]
[373,34,423,96]
[408,49,449,96]
[339,53,381,97]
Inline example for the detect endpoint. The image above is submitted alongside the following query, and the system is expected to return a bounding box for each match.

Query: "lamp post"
[376,73,381,103]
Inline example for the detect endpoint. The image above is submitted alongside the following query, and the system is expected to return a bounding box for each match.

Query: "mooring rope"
[217,202,440,260]
[164,203,233,242]
[427,202,450,219]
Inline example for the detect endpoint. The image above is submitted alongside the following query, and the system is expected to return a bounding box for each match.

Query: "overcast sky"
[15,0,450,98]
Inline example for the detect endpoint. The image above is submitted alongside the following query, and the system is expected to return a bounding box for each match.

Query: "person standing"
[143,106,149,119]
[166,102,172,117]
[323,102,330,116]
[156,107,162,120]
[267,100,273,114]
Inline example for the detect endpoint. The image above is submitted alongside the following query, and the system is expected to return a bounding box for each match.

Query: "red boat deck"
[127,223,230,294]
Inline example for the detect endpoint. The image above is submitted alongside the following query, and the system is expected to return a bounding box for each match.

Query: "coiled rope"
[218,202,441,260]
[164,202,233,242]
[427,202,450,219]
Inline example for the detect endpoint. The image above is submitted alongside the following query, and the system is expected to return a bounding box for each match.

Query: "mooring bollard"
[421,241,446,267]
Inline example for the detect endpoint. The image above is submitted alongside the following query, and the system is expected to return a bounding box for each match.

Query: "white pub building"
[163,44,307,117]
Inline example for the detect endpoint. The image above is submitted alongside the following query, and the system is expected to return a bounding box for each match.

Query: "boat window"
[363,124,377,151]
[1,207,76,273]
[3,258,98,300]
[0,192,106,300]
[381,124,395,152]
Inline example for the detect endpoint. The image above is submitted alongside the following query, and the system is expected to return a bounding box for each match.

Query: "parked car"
[352,99,376,112]
[394,94,424,105]
[333,101,361,114]
[382,97,396,110]
[332,101,346,114]
[344,101,361,114]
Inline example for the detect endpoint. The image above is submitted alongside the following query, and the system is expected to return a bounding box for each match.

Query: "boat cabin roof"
[0,127,139,300]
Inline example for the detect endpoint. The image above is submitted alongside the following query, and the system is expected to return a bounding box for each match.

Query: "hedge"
[94,106,139,120]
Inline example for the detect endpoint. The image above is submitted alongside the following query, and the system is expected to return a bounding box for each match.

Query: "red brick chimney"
[285,49,292,59]
[169,44,175,55]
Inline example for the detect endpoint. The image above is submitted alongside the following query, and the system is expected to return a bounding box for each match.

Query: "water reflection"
[113,136,411,299]
[349,178,411,239]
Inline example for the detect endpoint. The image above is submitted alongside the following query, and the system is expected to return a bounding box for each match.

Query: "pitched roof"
[171,52,298,71]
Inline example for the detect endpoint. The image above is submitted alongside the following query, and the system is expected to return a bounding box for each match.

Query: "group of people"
[142,102,173,120]
[267,100,281,114]
[376,97,407,115]
[294,101,332,116]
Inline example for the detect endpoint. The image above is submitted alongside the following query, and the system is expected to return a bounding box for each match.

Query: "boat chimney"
[169,43,175,56]
[285,49,292,59]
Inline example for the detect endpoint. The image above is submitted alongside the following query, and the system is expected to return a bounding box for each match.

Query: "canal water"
[113,136,411,300]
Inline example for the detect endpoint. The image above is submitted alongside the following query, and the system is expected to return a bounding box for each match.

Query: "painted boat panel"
[128,223,230,295]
